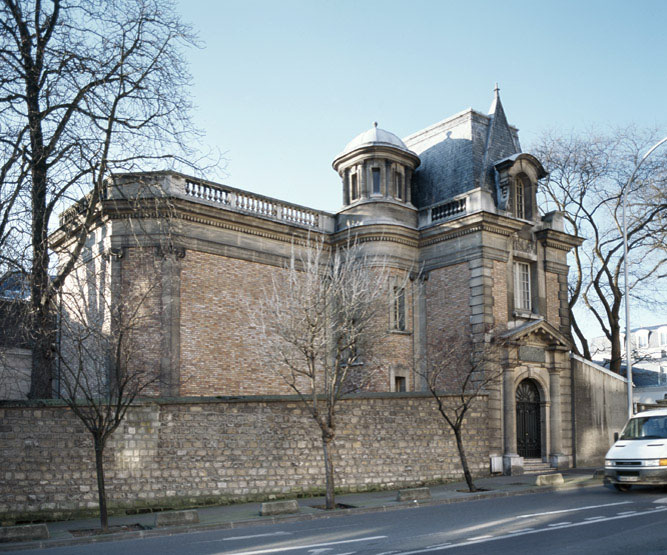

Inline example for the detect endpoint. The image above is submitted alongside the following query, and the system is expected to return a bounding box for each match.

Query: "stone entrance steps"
[522,458,555,474]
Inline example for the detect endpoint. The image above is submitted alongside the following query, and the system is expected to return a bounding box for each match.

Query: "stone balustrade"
[59,172,336,232]
[177,176,333,230]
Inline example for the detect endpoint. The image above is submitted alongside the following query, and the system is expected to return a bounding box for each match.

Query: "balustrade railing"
[183,179,322,229]
[430,197,467,223]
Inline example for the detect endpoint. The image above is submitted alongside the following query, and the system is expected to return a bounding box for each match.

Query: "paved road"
[6,486,667,554]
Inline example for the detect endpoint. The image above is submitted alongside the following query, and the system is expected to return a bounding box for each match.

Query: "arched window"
[513,175,532,220]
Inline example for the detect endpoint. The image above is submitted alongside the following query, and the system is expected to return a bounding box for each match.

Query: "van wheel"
[614,484,632,492]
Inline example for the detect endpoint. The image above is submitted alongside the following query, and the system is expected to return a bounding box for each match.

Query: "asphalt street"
[5,486,667,554]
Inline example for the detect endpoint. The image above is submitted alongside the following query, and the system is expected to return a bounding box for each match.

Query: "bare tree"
[418,331,502,492]
[253,237,394,510]
[533,128,667,371]
[56,251,159,531]
[0,0,201,398]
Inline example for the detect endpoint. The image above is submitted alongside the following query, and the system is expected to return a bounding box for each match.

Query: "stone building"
[54,89,586,474]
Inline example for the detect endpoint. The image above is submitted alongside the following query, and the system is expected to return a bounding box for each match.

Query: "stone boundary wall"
[571,354,628,467]
[0,393,489,522]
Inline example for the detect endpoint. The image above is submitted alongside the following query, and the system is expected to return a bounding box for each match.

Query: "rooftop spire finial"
[373,121,378,128]
[488,83,502,115]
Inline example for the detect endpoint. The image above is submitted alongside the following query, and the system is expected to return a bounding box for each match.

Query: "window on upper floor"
[395,171,404,201]
[372,168,381,195]
[660,331,667,346]
[514,261,532,312]
[394,375,406,392]
[391,285,406,331]
[637,334,648,348]
[350,173,359,201]
[512,175,533,220]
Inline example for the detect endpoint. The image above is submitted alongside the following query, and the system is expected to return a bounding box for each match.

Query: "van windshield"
[620,415,667,440]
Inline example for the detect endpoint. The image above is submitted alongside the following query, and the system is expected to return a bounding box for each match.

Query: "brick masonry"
[179,251,294,396]
[0,394,489,522]
[425,263,470,343]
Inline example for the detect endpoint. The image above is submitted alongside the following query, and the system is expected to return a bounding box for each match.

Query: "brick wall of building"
[0,395,489,522]
[425,263,471,342]
[179,251,294,396]
[121,248,164,397]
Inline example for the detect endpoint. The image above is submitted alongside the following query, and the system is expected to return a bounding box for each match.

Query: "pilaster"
[157,245,185,396]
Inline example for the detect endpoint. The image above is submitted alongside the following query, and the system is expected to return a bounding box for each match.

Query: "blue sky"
[175,0,666,335]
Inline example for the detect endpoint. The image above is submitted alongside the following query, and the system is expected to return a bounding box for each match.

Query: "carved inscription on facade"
[519,345,546,363]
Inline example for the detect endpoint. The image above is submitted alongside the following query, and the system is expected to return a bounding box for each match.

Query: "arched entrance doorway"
[516,379,541,458]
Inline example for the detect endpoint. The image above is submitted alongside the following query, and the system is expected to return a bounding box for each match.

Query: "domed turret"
[339,123,413,156]
[332,123,420,213]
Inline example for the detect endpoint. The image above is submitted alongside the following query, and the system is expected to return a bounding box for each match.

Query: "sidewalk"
[0,467,604,551]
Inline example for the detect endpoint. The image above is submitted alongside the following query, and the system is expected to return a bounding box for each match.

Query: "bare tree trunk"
[454,427,477,492]
[93,436,109,531]
[609,319,622,375]
[29,303,54,398]
[27,81,54,399]
[321,431,336,510]
[571,312,591,360]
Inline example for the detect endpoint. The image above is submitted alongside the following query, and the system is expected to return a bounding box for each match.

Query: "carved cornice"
[544,260,570,276]
[419,219,523,248]
[535,228,583,252]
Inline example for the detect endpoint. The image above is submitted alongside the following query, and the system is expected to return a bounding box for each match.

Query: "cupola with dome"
[332,122,420,228]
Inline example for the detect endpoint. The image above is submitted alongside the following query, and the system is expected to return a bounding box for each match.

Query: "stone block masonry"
[0,394,489,522]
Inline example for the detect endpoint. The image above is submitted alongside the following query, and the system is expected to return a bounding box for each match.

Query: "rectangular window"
[514,262,531,311]
[637,334,648,348]
[372,168,381,195]
[392,286,406,331]
[394,376,406,392]
[350,173,359,201]
[660,331,667,346]
[395,172,404,201]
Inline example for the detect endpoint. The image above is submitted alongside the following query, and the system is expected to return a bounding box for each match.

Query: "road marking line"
[548,522,572,527]
[654,498,667,504]
[467,535,493,541]
[226,535,388,555]
[398,508,667,554]
[584,516,605,521]
[508,528,534,533]
[224,532,293,542]
[516,501,632,519]
[196,531,293,544]
[617,511,637,515]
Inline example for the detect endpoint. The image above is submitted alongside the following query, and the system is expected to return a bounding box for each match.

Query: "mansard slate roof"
[404,87,522,209]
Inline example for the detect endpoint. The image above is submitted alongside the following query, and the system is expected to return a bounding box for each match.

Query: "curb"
[0,478,602,552]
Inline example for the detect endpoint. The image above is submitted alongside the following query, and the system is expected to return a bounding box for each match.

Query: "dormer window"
[372,168,381,195]
[512,175,532,220]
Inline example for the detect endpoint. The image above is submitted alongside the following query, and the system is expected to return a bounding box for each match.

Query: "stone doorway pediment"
[498,319,571,352]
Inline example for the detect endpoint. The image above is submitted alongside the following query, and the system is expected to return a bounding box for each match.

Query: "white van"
[605,408,667,491]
